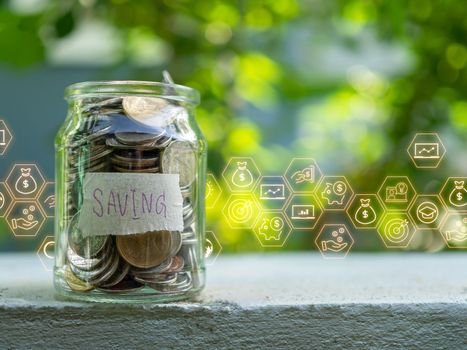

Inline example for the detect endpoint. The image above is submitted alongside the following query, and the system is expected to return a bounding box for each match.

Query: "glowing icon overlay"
[255,176,290,210]
[315,224,354,259]
[377,176,416,211]
[440,214,467,249]
[409,195,446,230]
[0,119,13,155]
[222,194,261,229]
[439,178,467,212]
[0,182,13,217]
[285,194,323,229]
[205,230,222,265]
[317,176,354,210]
[407,133,446,168]
[222,157,261,192]
[253,212,292,247]
[284,158,323,193]
[377,212,416,248]
[347,194,385,229]
[5,201,46,237]
[5,164,45,199]
[37,235,55,271]
[38,182,55,218]
[206,173,222,209]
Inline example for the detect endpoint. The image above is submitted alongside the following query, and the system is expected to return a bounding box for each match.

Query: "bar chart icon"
[291,205,315,220]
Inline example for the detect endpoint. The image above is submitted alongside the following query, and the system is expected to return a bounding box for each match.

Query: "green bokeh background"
[0,0,466,253]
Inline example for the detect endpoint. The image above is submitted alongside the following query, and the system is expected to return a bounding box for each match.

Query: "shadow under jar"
[54,80,207,303]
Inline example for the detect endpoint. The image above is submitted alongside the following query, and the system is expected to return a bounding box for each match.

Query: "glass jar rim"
[65,80,200,105]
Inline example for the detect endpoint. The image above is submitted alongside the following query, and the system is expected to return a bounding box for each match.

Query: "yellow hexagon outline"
[406,132,446,169]
[254,175,292,212]
[314,224,354,259]
[5,200,47,237]
[36,235,55,271]
[206,174,223,209]
[37,181,55,218]
[438,212,467,249]
[376,175,417,211]
[283,157,323,194]
[316,175,355,211]
[376,211,416,248]
[205,230,222,266]
[0,119,13,156]
[0,181,14,218]
[439,177,467,213]
[408,194,447,230]
[221,157,262,193]
[5,163,46,200]
[346,193,386,230]
[221,193,262,229]
[283,193,324,230]
[252,211,292,248]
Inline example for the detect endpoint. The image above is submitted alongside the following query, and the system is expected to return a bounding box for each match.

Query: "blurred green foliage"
[0,0,466,252]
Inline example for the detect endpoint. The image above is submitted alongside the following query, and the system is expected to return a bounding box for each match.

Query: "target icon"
[228,199,253,224]
[384,218,410,243]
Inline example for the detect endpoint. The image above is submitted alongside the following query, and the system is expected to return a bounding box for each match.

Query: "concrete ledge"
[1,253,467,349]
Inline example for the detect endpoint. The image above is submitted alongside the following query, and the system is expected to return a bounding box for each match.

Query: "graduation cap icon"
[416,202,439,223]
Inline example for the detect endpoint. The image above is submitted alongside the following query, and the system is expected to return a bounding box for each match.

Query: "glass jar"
[54,80,206,302]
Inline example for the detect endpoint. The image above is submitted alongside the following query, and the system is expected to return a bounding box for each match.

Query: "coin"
[115,132,159,145]
[98,279,144,294]
[161,141,196,187]
[123,96,169,123]
[116,231,172,268]
[64,265,94,292]
[68,215,108,258]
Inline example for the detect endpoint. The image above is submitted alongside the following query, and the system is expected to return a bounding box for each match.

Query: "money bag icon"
[15,168,37,195]
[231,162,254,188]
[355,198,377,225]
[449,181,467,207]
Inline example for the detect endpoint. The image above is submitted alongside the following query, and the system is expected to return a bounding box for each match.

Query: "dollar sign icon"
[457,192,463,201]
[23,179,29,189]
[239,173,246,182]
[271,217,284,231]
[362,210,368,219]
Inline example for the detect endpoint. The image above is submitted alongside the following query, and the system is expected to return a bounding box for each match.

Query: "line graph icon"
[260,184,285,200]
[414,143,440,159]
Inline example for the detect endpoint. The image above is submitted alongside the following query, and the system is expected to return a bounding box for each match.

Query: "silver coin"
[169,232,182,258]
[98,260,131,288]
[123,96,169,126]
[68,215,109,258]
[67,246,105,271]
[83,97,123,113]
[161,141,196,188]
[115,132,159,145]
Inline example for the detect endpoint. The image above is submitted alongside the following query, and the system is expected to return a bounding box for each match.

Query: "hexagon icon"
[377,212,416,248]
[407,132,446,169]
[0,182,13,218]
[440,213,467,249]
[284,158,323,193]
[254,175,291,211]
[5,164,45,199]
[377,176,417,211]
[0,119,13,155]
[408,194,447,230]
[37,182,55,218]
[222,193,261,229]
[206,174,222,209]
[205,230,222,265]
[284,193,323,229]
[317,176,354,211]
[439,177,467,212]
[347,194,385,229]
[5,201,46,237]
[37,235,55,271]
[222,157,261,192]
[253,211,292,247]
[315,224,354,259]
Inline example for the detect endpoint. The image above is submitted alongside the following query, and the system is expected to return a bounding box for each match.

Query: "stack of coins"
[63,89,202,294]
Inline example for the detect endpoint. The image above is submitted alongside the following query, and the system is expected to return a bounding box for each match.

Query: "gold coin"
[116,231,172,268]
[64,265,94,292]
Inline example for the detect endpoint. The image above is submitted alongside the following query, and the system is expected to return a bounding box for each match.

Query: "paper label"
[77,173,183,236]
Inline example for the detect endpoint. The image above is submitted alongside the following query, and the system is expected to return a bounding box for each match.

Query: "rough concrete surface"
[1,252,467,349]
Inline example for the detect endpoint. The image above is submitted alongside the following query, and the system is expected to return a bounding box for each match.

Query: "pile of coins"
[62,83,202,295]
